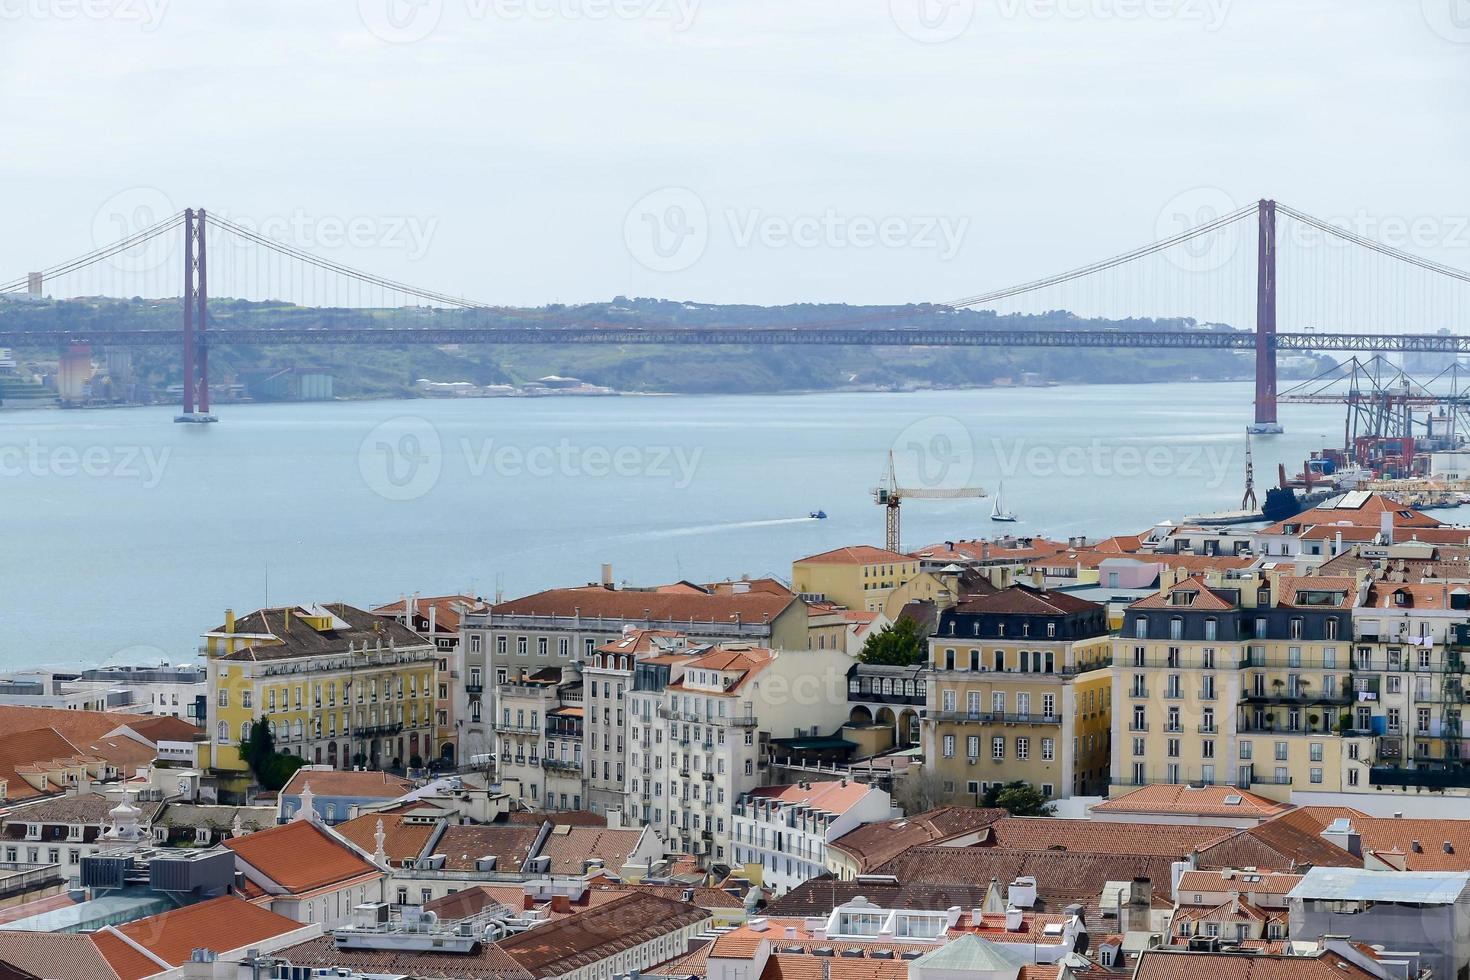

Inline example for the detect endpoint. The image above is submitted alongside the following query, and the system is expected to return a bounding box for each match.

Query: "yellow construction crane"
[872,451,988,553]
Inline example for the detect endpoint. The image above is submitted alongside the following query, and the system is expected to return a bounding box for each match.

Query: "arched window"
[240,722,250,742]
[217,721,228,742]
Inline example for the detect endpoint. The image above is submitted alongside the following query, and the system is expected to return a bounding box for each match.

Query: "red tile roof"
[1091,785,1292,820]
[493,587,797,627]
[497,892,709,976]
[1133,948,1378,979]
[828,807,1008,872]
[107,896,305,977]
[744,780,877,817]
[224,820,379,893]
[0,934,122,980]
[795,546,913,565]
[281,768,414,799]
[538,827,647,875]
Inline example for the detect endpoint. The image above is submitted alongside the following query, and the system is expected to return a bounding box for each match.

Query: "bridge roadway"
[0,326,1463,352]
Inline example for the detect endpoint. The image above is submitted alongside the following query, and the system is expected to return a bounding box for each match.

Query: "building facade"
[1110,574,1374,800]
[924,586,1114,802]
[730,779,894,894]
[204,604,438,787]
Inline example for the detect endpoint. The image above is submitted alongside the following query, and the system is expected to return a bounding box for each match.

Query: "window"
[1016,737,1029,760]
[966,736,980,759]
[991,736,1005,760]
[1043,738,1055,761]
[942,735,955,758]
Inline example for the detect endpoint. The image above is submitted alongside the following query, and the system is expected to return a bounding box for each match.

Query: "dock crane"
[872,451,988,553]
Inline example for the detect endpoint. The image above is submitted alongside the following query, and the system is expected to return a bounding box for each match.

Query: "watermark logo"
[727,209,969,260]
[624,187,709,274]
[1156,186,1242,273]
[1285,209,1470,253]
[92,186,178,275]
[889,0,976,42]
[625,188,971,272]
[462,437,702,487]
[0,0,170,31]
[358,0,444,43]
[359,0,698,42]
[991,436,1237,487]
[1422,0,1470,42]
[214,209,441,262]
[359,416,443,501]
[993,0,1231,30]
[358,415,704,500]
[0,440,171,488]
[890,416,977,491]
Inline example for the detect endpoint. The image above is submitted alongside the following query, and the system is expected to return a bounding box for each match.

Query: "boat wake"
[642,516,822,539]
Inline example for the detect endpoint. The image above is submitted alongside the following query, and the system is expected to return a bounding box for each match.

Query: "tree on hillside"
[980,780,1056,817]
[238,718,306,792]
[860,617,927,666]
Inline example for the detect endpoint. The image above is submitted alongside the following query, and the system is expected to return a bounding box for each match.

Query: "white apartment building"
[730,778,895,895]
[494,667,585,811]
[584,629,696,816]
[626,643,856,866]
[459,577,809,772]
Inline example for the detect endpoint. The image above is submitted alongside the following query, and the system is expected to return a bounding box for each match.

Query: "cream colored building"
[923,585,1114,802]
[792,546,918,612]
[1111,573,1373,801]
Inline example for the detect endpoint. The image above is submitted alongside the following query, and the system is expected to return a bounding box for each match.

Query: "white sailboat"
[990,482,1018,523]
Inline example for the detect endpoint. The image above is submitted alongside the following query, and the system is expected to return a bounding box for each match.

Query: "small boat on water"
[809,510,828,520]
[990,484,1018,523]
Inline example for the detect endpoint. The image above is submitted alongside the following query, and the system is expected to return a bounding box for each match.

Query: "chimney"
[551,894,572,915]
[224,609,236,634]
[601,564,614,588]
[1381,510,1394,545]
[428,603,437,636]
[1004,907,1023,931]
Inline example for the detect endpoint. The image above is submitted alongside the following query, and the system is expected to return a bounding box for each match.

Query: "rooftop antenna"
[1241,430,1258,512]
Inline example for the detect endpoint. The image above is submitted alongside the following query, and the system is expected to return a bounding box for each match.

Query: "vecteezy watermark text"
[461,438,701,487]
[0,0,168,30]
[991,437,1237,487]
[624,188,971,274]
[358,417,703,501]
[357,0,698,44]
[0,440,171,488]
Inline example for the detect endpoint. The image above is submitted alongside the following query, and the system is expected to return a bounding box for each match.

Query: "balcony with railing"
[352,723,404,739]
[541,757,582,773]
[932,711,1062,726]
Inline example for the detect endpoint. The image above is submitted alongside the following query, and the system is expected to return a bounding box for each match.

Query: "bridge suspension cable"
[0,210,186,294]
[1276,203,1470,287]
[207,213,493,310]
[944,202,1259,310]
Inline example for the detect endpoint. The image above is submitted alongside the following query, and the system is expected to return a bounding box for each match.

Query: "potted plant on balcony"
[1271,678,1285,698]
[1338,711,1353,734]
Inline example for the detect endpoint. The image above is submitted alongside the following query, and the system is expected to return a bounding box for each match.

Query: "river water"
[0,383,1345,666]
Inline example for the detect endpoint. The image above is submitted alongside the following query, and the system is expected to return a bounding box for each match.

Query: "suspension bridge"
[2,199,1469,425]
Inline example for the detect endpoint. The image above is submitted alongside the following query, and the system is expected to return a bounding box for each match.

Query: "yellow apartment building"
[203,603,437,790]
[923,585,1114,801]
[792,546,919,612]
[1111,573,1373,801]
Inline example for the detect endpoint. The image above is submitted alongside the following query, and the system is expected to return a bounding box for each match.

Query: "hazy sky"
[1,0,1467,311]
